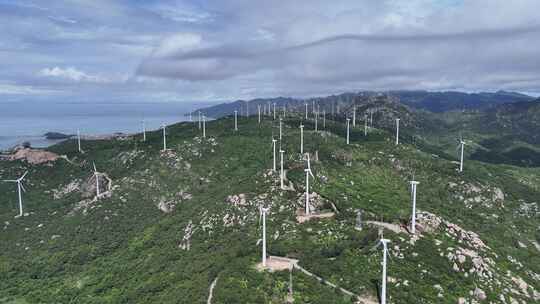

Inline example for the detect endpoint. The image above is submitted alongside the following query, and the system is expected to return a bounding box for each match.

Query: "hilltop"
[191,91,534,118]
[1,107,539,303]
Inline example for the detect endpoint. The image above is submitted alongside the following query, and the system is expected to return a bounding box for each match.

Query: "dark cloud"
[1,0,540,102]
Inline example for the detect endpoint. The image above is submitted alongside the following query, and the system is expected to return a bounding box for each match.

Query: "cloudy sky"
[1,0,539,104]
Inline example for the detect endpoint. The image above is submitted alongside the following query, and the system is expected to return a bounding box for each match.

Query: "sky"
[1,0,539,104]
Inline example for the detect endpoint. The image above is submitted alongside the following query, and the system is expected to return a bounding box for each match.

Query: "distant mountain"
[393,90,534,112]
[192,90,534,117]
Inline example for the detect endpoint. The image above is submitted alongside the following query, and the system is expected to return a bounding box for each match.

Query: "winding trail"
[207,276,219,304]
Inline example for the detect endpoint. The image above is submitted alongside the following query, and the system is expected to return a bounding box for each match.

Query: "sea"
[0,102,212,151]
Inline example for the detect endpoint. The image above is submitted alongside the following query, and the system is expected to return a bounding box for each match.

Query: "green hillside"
[1,111,539,303]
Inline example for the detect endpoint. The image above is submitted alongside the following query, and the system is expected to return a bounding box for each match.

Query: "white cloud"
[38,67,118,83]
[153,33,203,57]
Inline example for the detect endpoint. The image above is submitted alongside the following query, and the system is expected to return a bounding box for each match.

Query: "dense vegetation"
[1,102,539,303]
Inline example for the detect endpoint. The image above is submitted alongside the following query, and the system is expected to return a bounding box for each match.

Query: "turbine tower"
[353,106,356,127]
[304,156,314,215]
[346,118,350,145]
[458,137,466,172]
[258,105,261,124]
[77,129,82,153]
[260,207,270,266]
[410,180,419,234]
[3,171,28,217]
[364,114,368,136]
[299,124,304,154]
[279,118,283,142]
[395,118,400,145]
[272,139,277,172]
[273,103,276,120]
[377,238,391,304]
[202,115,206,138]
[93,162,101,198]
[198,111,202,129]
[161,124,167,151]
[234,110,238,131]
[142,120,146,141]
[280,149,285,190]
[323,110,326,129]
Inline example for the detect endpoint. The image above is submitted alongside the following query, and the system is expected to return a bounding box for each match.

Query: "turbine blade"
[20,171,28,180]
[20,182,27,192]
[93,162,97,172]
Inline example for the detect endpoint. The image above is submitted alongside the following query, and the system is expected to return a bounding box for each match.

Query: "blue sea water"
[0,102,210,151]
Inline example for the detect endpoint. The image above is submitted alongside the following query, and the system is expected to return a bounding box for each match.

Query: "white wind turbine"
[375,238,392,304]
[395,118,400,146]
[458,136,466,172]
[273,103,276,120]
[323,110,326,129]
[77,129,82,153]
[202,115,206,138]
[410,180,419,234]
[161,124,167,151]
[279,118,283,142]
[198,111,202,129]
[258,105,261,124]
[280,149,285,190]
[142,120,146,141]
[299,124,304,154]
[370,111,374,129]
[272,138,277,172]
[353,106,356,127]
[314,110,318,132]
[346,118,350,145]
[304,154,314,215]
[92,162,101,198]
[234,110,238,131]
[364,114,368,136]
[189,112,192,122]
[3,171,28,217]
[304,103,308,120]
[259,206,270,266]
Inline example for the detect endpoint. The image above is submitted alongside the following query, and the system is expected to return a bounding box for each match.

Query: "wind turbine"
[161,124,167,151]
[370,111,374,129]
[395,118,400,146]
[304,154,314,215]
[198,111,202,130]
[92,162,101,198]
[77,129,82,153]
[458,136,466,172]
[259,206,270,266]
[299,124,304,154]
[346,118,350,145]
[258,105,261,124]
[272,138,277,172]
[323,110,326,129]
[142,120,146,141]
[234,110,238,131]
[202,115,206,138]
[189,112,192,122]
[314,110,318,132]
[375,238,392,304]
[410,180,419,234]
[364,114,368,136]
[304,103,308,120]
[280,149,285,190]
[3,171,28,217]
[273,103,276,120]
[279,118,283,142]
[353,106,356,127]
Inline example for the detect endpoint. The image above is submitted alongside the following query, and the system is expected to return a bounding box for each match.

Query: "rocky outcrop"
[7,148,60,164]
